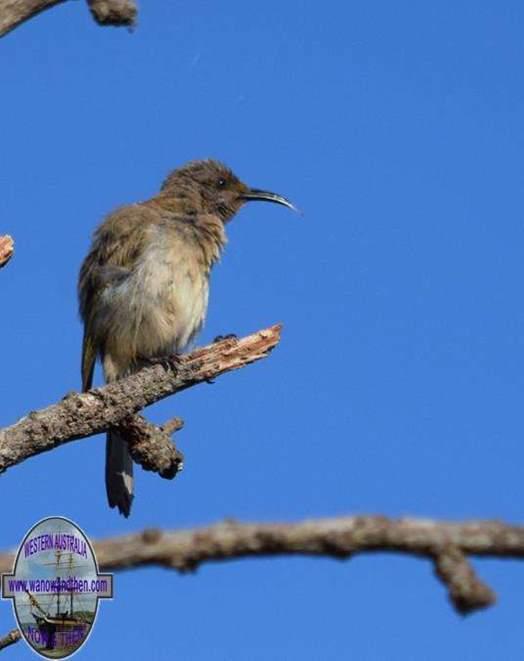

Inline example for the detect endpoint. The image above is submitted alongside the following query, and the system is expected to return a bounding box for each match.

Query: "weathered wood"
[0,325,282,475]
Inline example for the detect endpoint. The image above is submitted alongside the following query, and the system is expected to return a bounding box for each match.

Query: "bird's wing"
[81,331,97,392]
[78,204,163,391]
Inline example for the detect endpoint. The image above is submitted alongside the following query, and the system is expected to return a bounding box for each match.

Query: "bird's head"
[160,159,297,222]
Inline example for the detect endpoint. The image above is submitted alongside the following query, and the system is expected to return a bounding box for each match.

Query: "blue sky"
[1,1,524,658]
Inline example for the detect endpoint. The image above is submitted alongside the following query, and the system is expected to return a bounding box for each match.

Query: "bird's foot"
[139,354,182,372]
[213,333,238,343]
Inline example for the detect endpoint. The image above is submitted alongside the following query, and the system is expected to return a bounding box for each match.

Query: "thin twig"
[86,0,136,26]
[0,628,20,651]
[0,235,13,268]
[0,0,136,38]
[116,414,184,479]
[434,546,496,613]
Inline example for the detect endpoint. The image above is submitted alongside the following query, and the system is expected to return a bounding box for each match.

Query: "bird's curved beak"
[241,188,299,213]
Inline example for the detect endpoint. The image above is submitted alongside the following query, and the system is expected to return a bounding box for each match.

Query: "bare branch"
[116,414,184,479]
[0,629,20,651]
[0,235,13,268]
[80,515,524,615]
[86,0,136,26]
[0,515,523,623]
[0,0,65,37]
[0,0,136,38]
[0,325,282,475]
[434,546,496,613]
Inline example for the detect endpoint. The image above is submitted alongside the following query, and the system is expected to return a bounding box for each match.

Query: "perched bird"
[78,159,296,516]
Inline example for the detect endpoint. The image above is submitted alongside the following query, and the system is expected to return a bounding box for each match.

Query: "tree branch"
[0,325,282,475]
[116,413,185,479]
[434,546,495,613]
[0,235,13,268]
[86,0,136,26]
[0,629,20,651]
[1,514,523,628]
[0,0,136,38]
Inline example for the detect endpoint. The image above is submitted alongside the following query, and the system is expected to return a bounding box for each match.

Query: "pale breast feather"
[128,230,210,355]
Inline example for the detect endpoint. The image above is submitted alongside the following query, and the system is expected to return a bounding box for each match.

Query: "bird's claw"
[213,333,238,343]
[139,354,182,371]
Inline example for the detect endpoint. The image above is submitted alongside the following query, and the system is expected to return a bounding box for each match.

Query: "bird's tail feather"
[106,429,134,517]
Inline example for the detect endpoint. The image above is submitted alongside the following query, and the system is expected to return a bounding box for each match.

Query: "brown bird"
[78,159,296,516]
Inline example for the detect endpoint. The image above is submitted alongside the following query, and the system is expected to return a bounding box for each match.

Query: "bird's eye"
[217,178,227,188]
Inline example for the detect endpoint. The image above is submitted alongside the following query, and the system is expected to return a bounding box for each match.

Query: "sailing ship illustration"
[24,546,94,653]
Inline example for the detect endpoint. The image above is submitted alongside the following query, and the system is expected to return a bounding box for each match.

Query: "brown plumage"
[78,159,295,516]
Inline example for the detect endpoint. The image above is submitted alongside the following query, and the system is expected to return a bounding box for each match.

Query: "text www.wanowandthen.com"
[8,576,108,594]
